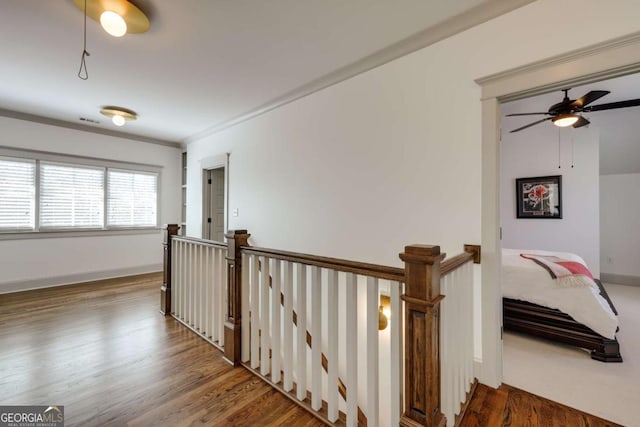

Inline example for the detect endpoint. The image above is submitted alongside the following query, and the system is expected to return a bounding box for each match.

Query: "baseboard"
[473,358,483,379]
[0,264,163,294]
[600,273,640,287]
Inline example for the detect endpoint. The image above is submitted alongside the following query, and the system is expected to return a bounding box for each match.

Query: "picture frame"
[516,175,562,219]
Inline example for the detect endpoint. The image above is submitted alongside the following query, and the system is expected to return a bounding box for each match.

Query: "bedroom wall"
[500,125,601,277]
[185,0,640,379]
[600,173,640,284]
[0,116,182,293]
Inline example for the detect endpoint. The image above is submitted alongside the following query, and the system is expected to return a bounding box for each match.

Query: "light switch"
[232,208,239,217]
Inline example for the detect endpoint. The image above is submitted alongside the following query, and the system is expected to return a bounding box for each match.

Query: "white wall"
[185,0,640,378]
[500,126,601,276]
[0,116,181,292]
[186,0,640,264]
[600,173,640,278]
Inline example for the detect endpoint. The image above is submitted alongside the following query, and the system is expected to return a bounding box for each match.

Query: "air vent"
[79,117,100,124]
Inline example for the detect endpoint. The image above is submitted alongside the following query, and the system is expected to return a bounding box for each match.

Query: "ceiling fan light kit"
[552,114,579,128]
[507,89,640,133]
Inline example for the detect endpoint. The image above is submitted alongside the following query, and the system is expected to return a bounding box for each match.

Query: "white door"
[203,168,225,242]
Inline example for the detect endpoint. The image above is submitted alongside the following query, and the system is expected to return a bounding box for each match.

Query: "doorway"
[477,33,640,389]
[203,167,226,242]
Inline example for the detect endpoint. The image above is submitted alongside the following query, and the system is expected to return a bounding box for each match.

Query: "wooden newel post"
[160,224,180,315]
[223,229,250,366]
[400,244,447,427]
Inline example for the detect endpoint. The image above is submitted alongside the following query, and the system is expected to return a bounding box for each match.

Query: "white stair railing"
[440,255,475,425]
[171,236,228,349]
[240,248,404,427]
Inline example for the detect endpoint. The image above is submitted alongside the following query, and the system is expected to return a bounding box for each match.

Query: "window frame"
[106,168,160,229]
[0,146,162,240]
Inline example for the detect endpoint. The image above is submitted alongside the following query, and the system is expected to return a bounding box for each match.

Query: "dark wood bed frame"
[503,279,622,362]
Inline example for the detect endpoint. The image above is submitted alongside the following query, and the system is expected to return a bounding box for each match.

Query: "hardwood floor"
[0,274,622,427]
[0,274,323,427]
[459,383,622,427]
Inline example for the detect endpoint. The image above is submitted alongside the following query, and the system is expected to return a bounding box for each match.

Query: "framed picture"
[516,175,562,219]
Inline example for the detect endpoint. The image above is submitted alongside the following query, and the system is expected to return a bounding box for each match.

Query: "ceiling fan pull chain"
[77,0,90,80]
[571,132,575,168]
[557,128,561,169]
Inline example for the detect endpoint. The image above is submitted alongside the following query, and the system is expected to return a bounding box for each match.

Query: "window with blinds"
[107,170,158,227]
[39,163,105,229]
[0,157,36,230]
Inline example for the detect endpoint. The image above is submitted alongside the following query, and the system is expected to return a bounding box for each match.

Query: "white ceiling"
[502,73,640,175]
[0,0,525,145]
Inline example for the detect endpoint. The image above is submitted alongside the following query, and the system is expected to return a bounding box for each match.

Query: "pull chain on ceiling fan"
[507,88,640,133]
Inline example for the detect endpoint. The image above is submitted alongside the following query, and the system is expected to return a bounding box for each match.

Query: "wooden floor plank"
[459,383,621,427]
[0,273,324,427]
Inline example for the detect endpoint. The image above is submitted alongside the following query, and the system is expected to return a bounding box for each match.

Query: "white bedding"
[502,248,618,339]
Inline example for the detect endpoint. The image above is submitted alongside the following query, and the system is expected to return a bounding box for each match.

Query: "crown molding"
[476,30,640,102]
[184,0,535,143]
[0,108,182,149]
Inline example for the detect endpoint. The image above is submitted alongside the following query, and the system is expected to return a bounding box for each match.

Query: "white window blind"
[107,170,157,227]
[40,163,104,229]
[0,157,35,230]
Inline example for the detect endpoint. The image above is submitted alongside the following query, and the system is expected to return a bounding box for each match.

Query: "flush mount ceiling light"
[100,106,137,127]
[552,113,579,128]
[73,0,150,37]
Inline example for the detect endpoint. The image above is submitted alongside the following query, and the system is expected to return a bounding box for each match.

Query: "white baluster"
[310,266,322,411]
[296,264,307,401]
[260,256,271,376]
[198,244,203,331]
[186,242,192,324]
[241,253,250,362]
[440,274,451,422]
[180,241,186,322]
[219,248,227,347]
[250,254,260,369]
[456,269,464,410]
[283,261,294,392]
[465,263,473,393]
[204,246,210,338]
[171,239,177,314]
[390,282,402,426]
[327,269,339,423]
[271,259,282,384]
[367,277,379,427]
[345,272,357,427]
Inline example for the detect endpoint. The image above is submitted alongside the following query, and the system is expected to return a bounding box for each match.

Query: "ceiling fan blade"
[506,112,550,116]
[571,90,610,108]
[585,98,640,112]
[572,116,590,128]
[509,117,552,133]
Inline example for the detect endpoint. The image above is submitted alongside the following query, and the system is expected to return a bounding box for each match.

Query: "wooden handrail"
[441,244,481,277]
[172,235,228,250]
[242,246,405,282]
[441,252,474,277]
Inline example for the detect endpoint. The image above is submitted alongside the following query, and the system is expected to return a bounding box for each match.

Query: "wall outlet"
[232,208,239,217]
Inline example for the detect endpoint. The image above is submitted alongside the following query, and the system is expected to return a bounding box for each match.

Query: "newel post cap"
[399,244,445,264]
[225,229,249,238]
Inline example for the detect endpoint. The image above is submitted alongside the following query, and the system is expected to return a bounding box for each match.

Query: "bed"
[502,248,622,362]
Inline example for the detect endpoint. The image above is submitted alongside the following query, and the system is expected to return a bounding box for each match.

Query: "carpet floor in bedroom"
[503,283,640,427]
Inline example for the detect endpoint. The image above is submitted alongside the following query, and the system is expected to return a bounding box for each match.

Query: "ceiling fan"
[507,89,640,133]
